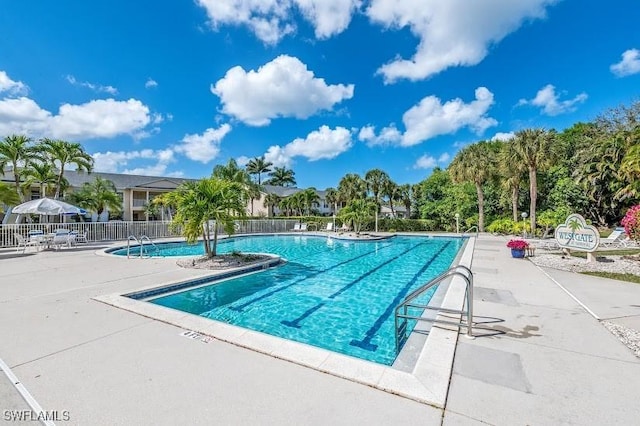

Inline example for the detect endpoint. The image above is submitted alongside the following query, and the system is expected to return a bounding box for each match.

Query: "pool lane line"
[227,242,396,312]
[350,241,452,352]
[280,240,434,329]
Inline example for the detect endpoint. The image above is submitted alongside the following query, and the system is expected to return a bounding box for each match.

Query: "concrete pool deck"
[1,234,640,425]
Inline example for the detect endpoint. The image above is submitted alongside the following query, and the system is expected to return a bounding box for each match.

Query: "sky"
[0,0,639,190]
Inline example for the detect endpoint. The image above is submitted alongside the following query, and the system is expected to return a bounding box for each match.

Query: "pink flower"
[506,239,529,250]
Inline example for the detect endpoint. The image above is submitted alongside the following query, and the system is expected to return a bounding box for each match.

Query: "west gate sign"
[554,213,600,252]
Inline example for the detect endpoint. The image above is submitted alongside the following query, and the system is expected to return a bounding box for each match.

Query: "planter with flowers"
[506,239,529,258]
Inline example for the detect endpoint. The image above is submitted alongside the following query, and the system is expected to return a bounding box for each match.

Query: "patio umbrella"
[11,197,87,215]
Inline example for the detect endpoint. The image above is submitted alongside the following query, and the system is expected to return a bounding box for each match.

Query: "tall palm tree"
[246,156,273,185]
[500,140,527,221]
[0,135,38,201]
[324,187,339,214]
[266,166,296,187]
[67,177,122,220]
[263,193,281,217]
[398,184,412,218]
[247,181,261,216]
[449,141,498,232]
[41,139,94,199]
[507,129,556,233]
[168,178,247,258]
[365,169,390,232]
[383,180,401,218]
[212,159,251,184]
[22,162,60,198]
[337,173,366,204]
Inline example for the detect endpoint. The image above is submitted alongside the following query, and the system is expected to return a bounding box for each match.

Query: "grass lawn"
[581,271,640,284]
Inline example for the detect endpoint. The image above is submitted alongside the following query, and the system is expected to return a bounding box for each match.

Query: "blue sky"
[1,0,639,189]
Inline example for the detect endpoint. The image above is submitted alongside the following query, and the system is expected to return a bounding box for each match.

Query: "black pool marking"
[349,241,452,352]
[280,241,429,329]
[228,242,395,312]
[281,303,326,328]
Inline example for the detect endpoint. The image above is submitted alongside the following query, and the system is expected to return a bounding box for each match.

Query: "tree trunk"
[13,162,24,202]
[511,186,519,222]
[529,167,537,236]
[475,182,485,232]
[203,225,211,258]
[212,225,218,257]
[55,166,65,199]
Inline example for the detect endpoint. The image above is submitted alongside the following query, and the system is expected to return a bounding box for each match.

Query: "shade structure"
[11,197,86,215]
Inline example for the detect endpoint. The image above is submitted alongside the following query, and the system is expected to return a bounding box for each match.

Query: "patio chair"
[325,222,334,232]
[52,229,75,250]
[337,223,350,232]
[14,233,41,253]
[299,223,308,232]
[291,223,301,232]
[71,230,88,244]
[599,228,625,248]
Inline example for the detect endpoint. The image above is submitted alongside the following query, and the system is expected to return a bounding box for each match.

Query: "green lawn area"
[581,271,640,284]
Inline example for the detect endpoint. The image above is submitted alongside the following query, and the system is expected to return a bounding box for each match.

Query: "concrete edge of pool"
[92,235,475,408]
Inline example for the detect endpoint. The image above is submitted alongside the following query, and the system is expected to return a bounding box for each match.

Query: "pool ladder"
[126,235,159,259]
[394,265,474,353]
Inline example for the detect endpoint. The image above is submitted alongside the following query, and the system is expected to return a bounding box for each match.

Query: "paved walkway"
[1,236,640,425]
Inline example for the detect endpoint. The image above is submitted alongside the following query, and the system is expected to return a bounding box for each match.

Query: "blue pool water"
[140,235,465,365]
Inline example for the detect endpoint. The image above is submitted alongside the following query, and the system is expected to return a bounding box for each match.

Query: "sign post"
[554,214,600,262]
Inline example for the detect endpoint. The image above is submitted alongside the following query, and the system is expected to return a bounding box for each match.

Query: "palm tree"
[0,135,38,201]
[266,166,296,187]
[263,193,281,217]
[500,140,527,221]
[0,181,20,211]
[507,129,557,233]
[22,162,60,198]
[41,139,93,199]
[449,141,498,232]
[279,196,293,216]
[325,187,339,214]
[212,159,251,184]
[247,181,261,216]
[300,188,320,215]
[337,198,377,234]
[365,169,390,232]
[168,178,247,258]
[337,173,366,204]
[246,156,273,185]
[383,180,401,218]
[398,184,412,218]
[67,177,122,220]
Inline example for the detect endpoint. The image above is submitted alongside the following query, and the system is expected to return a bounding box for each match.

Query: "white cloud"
[92,148,179,177]
[610,49,640,77]
[358,124,402,146]
[236,155,251,167]
[212,55,354,126]
[402,87,497,146]
[66,75,118,95]
[173,124,232,163]
[0,71,28,95]
[264,125,352,167]
[196,0,360,44]
[145,78,158,89]
[367,0,557,83]
[518,84,587,116]
[491,131,515,141]
[359,88,496,147]
[0,96,153,140]
[294,0,362,39]
[413,152,450,169]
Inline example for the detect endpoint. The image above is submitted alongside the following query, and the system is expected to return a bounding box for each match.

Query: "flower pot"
[511,248,525,258]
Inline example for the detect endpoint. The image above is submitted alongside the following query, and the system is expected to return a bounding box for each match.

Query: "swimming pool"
[132,235,465,365]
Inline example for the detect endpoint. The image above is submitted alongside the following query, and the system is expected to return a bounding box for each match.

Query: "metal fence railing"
[1,219,306,248]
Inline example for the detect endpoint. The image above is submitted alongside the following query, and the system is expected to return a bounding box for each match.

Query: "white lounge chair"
[325,223,334,232]
[291,223,301,232]
[599,228,625,248]
[14,233,41,253]
[71,230,88,244]
[337,223,350,232]
[299,223,308,232]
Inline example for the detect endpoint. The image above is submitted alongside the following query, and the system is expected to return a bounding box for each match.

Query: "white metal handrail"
[394,265,474,353]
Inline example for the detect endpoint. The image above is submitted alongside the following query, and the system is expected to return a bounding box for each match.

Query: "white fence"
[1,219,304,248]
